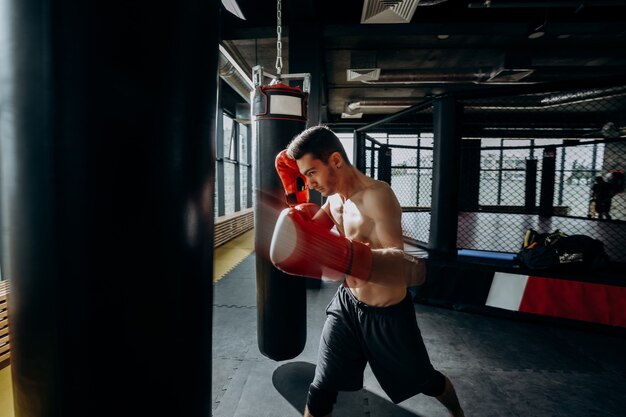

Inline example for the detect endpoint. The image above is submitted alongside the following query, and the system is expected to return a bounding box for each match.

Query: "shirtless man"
[270,126,465,417]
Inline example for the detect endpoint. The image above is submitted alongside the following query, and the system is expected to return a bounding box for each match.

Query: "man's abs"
[345,277,407,307]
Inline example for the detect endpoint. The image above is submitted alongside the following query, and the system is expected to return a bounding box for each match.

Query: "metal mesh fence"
[474,140,624,219]
[364,134,381,180]
[362,129,434,244]
[458,84,626,262]
[359,82,626,263]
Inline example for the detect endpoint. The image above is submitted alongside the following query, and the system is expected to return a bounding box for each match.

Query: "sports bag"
[517,229,610,271]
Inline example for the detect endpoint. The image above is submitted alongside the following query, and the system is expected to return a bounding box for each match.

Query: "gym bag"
[517,229,610,271]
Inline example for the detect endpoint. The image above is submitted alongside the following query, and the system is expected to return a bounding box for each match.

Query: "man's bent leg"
[434,375,465,417]
[304,384,337,417]
[304,405,329,417]
[421,371,464,417]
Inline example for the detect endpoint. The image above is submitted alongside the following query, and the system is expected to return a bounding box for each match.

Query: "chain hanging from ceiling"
[275,0,283,79]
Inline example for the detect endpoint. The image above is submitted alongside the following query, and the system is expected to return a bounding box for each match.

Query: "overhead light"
[528,13,547,39]
[528,27,545,39]
[437,34,450,40]
[361,0,419,24]
[221,0,245,20]
[346,98,419,110]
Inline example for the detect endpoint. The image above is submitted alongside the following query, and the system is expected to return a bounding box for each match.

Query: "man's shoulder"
[362,179,394,197]
[343,180,393,205]
[361,181,401,215]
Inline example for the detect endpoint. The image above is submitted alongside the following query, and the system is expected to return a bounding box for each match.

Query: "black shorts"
[310,284,441,404]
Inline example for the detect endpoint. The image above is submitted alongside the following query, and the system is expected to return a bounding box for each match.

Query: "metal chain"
[275,0,283,78]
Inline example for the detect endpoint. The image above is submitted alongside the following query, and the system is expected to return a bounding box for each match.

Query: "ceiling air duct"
[361,0,420,24]
[218,45,254,103]
[361,0,449,24]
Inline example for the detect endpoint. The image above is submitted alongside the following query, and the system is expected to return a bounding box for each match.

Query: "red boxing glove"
[275,150,309,206]
[270,204,372,281]
[293,203,335,230]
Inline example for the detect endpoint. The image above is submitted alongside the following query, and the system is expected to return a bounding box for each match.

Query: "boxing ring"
[401,210,626,331]
[402,211,626,264]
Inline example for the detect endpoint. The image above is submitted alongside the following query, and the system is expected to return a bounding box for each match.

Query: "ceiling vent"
[361,0,420,24]
[488,68,534,83]
[347,51,380,81]
[341,112,364,119]
[347,68,381,82]
[487,53,534,83]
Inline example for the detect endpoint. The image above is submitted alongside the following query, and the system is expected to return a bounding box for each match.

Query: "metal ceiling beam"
[468,1,626,8]
[355,99,435,132]
[461,128,603,139]
[222,20,626,41]
[221,25,283,41]
[322,20,625,37]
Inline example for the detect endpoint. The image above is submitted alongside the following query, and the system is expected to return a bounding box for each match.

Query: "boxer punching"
[271,147,424,286]
[269,126,466,417]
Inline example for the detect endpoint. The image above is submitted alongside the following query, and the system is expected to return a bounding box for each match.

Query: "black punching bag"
[253,83,308,361]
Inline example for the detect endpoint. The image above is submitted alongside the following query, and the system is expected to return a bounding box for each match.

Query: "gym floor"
[212,231,626,417]
[1,229,625,416]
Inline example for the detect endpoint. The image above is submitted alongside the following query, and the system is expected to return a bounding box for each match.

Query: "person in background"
[591,176,613,220]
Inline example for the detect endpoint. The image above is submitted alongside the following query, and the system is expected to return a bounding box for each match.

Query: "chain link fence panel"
[356,83,625,263]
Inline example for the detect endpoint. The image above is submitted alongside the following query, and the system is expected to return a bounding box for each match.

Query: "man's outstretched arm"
[364,185,426,287]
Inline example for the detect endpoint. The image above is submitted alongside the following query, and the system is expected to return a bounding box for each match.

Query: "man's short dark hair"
[287,125,351,166]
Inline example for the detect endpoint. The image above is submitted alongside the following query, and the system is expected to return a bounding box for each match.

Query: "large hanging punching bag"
[253,78,308,361]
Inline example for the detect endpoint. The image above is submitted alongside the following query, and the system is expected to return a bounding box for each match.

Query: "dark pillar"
[525,158,538,213]
[378,145,392,185]
[1,1,219,416]
[429,98,462,259]
[289,22,324,127]
[216,107,226,216]
[539,146,557,217]
[289,21,324,206]
[288,22,323,289]
[354,131,367,174]
[458,139,481,212]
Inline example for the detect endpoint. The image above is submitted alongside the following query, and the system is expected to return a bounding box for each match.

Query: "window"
[215,112,252,217]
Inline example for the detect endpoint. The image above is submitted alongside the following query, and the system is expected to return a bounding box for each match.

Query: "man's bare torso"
[324,178,407,307]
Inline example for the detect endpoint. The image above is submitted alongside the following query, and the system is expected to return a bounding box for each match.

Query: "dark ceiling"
[220,0,626,129]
